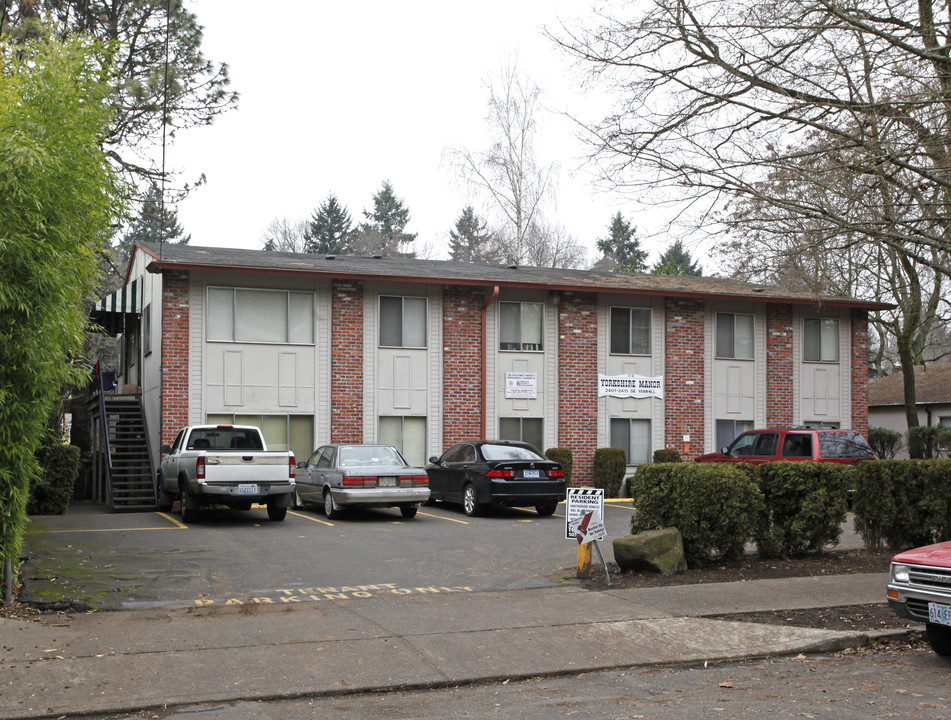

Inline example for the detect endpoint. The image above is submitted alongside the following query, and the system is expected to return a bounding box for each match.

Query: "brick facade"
[442,286,485,447]
[766,303,794,427]
[664,298,705,459]
[850,310,870,435]
[330,280,364,443]
[160,271,190,448]
[557,292,599,487]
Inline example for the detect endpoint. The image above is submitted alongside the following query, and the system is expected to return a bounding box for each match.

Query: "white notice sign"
[565,487,606,545]
[505,372,537,399]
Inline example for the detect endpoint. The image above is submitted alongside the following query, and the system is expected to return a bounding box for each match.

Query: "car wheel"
[266,501,287,522]
[324,490,342,520]
[180,485,198,524]
[462,484,480,517]
[535,501,557,517]
[400,506,418,519]
[926,623,951,656]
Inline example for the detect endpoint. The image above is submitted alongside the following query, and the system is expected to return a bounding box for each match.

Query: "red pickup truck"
[887,541,951,655]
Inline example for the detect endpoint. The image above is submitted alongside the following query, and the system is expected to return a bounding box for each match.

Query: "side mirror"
[296,461,306,468]
[720,447,730,455]
[161,445,172,455]
[428,456,440,464]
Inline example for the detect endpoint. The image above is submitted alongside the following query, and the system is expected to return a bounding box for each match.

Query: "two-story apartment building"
[102,241,884,487]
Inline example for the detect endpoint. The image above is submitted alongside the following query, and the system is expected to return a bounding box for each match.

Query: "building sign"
[505,372,537,399]
[565,488,606,545]
[597,374,664,399]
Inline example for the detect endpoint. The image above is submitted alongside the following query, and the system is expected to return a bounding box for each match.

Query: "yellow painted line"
[46,512,186,533]
[604,498,633,504]
[288,510,334,526]
[417,510,469,524]
[158,512,188,529]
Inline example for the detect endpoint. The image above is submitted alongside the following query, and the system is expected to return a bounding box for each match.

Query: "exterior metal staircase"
[89,387,157,512]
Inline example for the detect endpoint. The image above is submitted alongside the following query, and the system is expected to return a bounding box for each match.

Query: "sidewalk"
[1,572,893,720]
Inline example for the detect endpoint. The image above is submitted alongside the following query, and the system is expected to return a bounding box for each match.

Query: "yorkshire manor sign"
[597,374,664,400]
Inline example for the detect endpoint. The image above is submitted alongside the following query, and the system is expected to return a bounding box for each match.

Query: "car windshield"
[818,432,874,459]
[338,446,405,467]
[187,427,263,450]
[481,444,544,462]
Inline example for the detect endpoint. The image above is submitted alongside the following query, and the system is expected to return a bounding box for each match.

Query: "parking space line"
[46,512,186,533]
[417,511,469,524]
[288,510,334,526]
[157,512,188,529]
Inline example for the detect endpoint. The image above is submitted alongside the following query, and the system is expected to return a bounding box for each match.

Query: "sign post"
[565,487,610,585]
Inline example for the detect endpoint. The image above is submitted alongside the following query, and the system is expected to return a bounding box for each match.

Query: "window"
[610,307,651,355]
[206,413,314,465]
[610,418,651,465]
[781,433,813,458]
[715,313,754,359]
[499,417,544,452]
[499,302,543,351]
[143,304,152,356]
[379,416,427,466]
[803,317,839,362]
[379,296,427,348]
[729,432,779,457]
[817,432,874,459]
[443,443,476,464]
[715,419,754,451]
[207,288,314,344]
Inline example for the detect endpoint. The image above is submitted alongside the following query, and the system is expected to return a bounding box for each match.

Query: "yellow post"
[576,542,592,578]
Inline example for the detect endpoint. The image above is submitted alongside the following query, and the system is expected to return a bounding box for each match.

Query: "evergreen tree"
[353,180,417,256]
[304,194,353,255]
[118,183,190,258]
[596,212,647,273]
[652,240,703,276]
[449,206,497,262]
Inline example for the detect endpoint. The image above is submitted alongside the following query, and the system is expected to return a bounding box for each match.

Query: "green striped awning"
[90,279,140,333]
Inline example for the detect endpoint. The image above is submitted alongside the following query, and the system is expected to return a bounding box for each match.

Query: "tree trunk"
[897,341,922,457]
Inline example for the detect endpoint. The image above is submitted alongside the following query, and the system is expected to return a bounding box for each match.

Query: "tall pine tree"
[118,183,190,259]
[596,212,647,273]
[652,240,703,276]
[449,206,497,262]
[304,194,353,255]
[352,180,417,256]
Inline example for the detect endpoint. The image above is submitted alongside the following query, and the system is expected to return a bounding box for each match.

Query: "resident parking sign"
[565,487,606,544]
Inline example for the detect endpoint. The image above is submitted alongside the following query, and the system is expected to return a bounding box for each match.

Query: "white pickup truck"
[158,425,295,522]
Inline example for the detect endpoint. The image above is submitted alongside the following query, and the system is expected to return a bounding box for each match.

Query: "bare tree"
[450,61,556,265]
[505,219,589,269]
[553,0,951,277]
[261,217,308,253]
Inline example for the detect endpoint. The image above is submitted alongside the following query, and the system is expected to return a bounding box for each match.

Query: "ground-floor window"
[379,416,427,467]
[499,417,544,453]
[206,413,314,465]
[609,418,652,465]
[715,419,754,451]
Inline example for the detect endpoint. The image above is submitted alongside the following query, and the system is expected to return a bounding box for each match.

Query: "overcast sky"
[169,1,668,266]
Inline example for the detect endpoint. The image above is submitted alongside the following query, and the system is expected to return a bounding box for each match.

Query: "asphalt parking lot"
[20,498,637,610]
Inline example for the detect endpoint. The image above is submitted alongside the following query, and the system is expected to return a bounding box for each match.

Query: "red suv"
[694,427,875,466]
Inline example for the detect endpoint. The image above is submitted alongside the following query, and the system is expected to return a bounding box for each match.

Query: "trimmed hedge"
[630,463,762,567]
[754,461,851,558]
[28,444,80,515]
[593,448,626,497]
[907,426,951,459]
[852,460,951,550]
[653,448,682,463]
[545,447,573,484]
[868,427,903,459]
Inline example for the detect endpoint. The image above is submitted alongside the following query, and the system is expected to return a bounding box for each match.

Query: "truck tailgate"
[203,453,290,484]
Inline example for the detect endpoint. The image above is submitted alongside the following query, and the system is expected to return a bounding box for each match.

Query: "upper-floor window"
[803,317,839,362]
[610,306,651,355]
[500,301,543,351]
[207,287,314,344]
[715,312,754,360]
[379,296,427,348]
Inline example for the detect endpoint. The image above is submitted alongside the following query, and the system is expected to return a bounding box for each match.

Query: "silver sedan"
[295,444,430,519]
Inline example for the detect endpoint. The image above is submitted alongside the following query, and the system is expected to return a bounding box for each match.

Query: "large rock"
[613,528,687,574]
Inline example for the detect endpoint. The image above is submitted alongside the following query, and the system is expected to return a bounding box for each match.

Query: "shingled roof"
[136,241,889,310]
[869,365,951,406]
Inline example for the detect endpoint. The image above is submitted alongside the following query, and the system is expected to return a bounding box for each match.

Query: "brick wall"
[851,309,870,435]
[664,298,705,459]
[766,303,794,427]
[331,280,364,443]
[558,292,599,487]
[442,287,484,448]
[160,271,189,448]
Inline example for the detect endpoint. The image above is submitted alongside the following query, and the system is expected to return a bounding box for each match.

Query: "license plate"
[929,602,951,627]
[379,476,396,487]
[523,469,540,479]
[237,484,259,495]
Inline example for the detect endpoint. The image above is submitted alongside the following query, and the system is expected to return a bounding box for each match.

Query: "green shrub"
[852,460,951,549]
[908,426,951,459]
[652,448,682,463]
[545,447,573,484]
[28,444,80,515]
[593,448,627,497]
[868,427,904,459]
[629,463,763,567]
[753,461,851,558]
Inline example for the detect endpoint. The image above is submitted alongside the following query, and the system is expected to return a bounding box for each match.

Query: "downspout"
[482,286,500,439]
